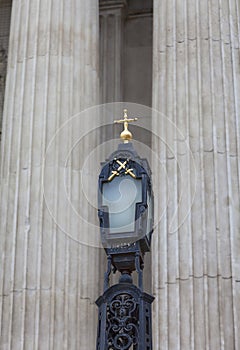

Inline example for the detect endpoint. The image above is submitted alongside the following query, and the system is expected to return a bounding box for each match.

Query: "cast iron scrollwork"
[107,293,139,349]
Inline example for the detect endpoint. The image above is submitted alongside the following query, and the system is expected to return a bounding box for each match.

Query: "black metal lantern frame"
[98,142,154,256]
[96,141,155,350]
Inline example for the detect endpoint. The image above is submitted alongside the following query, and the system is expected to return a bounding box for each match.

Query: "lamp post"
[96,110,154,350]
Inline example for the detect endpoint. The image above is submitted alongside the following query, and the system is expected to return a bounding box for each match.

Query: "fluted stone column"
[99,0,126,103]
[152,0,240,349]
[0,0,99,349]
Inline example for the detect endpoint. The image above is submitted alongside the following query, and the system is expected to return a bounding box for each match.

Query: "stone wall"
[0,0,99,348]
[152,0,240,349]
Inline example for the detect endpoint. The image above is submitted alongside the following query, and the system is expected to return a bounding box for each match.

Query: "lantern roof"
[101,141,152,178]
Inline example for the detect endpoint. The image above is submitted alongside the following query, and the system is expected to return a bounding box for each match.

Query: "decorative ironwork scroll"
[107,293,139,349]
[96,283,154,350]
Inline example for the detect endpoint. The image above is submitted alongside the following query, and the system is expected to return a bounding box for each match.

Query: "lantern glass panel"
[102,176,142,234]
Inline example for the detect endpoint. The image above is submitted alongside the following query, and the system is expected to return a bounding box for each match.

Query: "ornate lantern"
[96,110,154,350]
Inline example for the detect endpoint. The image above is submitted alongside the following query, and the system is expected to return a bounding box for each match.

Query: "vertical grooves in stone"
[162,0,168,345]
[0,0,20,343]
[152,0,167,347]
[72,1,82,348]
[153,0,240,348]
[10,0,31,348]
[101,15,108,103]
[228,1,240,346]
[73,0,85,347]
[99,3,124,103]
[0,0,99,349]
[211,1,225,348]
[82,1,90,345]
[199,3,211,349]
[66,0,75,347]
[207,1,221,349]
[220,0,238,348]
[34,0,51,346]
[172,0,179,348]
[79,0,89,345]
[29,1,51,349]
[196,1,208,348]
[63,0,72,348]
[115,14,121,100]
[173,2,179,347]
[219,1,234,346]
[21,0,41,348]
[89,0,99,341]
[64,2,75,336]
[184,0,193,348]
[52,0,64,347]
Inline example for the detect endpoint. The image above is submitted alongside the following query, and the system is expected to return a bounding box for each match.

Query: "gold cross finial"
[114,109,138,143]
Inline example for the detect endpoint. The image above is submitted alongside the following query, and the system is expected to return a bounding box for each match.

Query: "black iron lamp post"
[96,109,154,350]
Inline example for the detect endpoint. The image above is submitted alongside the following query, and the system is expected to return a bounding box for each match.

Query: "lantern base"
[105,241,145,274]
[96,283,154,350]
[104,251,144,291]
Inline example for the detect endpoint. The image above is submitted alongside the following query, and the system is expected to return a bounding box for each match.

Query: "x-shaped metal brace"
[108,159,136,181]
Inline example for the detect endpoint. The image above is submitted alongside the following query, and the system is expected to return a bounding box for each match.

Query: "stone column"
[0,0,99,349]
[99,0,126,103]
[152,0,240,349]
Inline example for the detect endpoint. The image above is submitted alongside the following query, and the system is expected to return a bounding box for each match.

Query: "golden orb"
[114,109,138,143]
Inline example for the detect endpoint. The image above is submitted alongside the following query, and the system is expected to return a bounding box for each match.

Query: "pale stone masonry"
[152,0,240,349]
[0,0,239,349]
[0,0,99,349]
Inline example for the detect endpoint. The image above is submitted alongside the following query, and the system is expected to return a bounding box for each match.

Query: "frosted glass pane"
[102,176,142,233]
